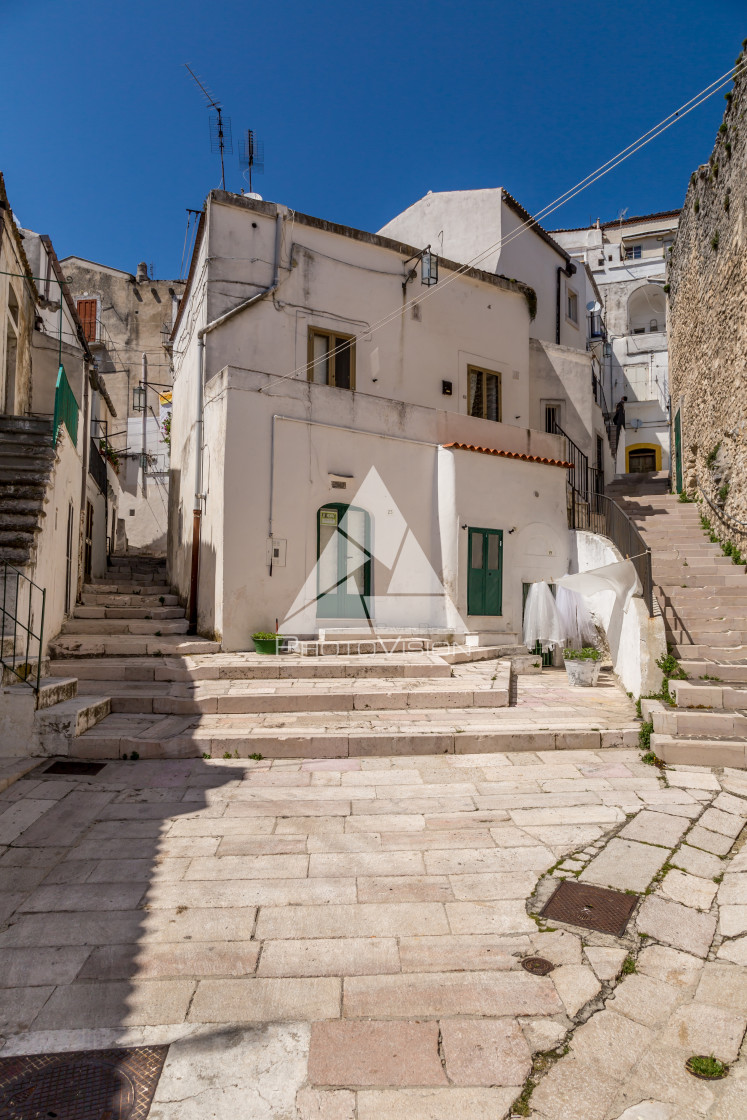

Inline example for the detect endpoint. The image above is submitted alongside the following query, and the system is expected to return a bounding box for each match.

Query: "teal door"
[467,528,503,615]
[674,409,683,493]
[317,504,371,619]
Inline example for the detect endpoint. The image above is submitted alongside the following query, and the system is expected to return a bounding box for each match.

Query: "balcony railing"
[567,485,654,617]
[52,364,79,448]
[551,419,590,500]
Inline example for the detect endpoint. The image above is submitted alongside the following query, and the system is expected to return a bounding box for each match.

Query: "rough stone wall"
[668,46,747,532]
[62,262,185,452]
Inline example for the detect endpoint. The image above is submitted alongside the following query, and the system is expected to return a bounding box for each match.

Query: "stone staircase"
[0,416,55,566]
[38,555,639,759]
[608,473,747,768]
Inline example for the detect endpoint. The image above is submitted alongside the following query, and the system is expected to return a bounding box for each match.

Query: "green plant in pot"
[252,631,281,655]
[563,646,602,687]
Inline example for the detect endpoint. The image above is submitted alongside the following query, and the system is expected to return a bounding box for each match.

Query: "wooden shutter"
[77,299,97,342]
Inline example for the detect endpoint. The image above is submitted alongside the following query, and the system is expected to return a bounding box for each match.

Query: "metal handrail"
[52,364,79,448]
[696,476,747,535]
[0,562,46,692]
[567,484,654,617]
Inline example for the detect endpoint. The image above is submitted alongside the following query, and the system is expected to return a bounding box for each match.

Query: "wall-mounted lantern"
[421,248,438,286]
[132,386,146,412]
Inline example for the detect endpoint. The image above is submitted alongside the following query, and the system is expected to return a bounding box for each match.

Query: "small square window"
[307,328,356,390]
[625,245,642,260]
[468,367,501,422]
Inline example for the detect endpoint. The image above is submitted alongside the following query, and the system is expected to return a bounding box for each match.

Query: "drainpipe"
[141,353,148,499]
[77,358,92,601]
[187,206,285,631]
[555,261,577,344]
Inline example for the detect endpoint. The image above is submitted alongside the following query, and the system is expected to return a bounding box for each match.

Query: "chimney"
[136,261,148,283]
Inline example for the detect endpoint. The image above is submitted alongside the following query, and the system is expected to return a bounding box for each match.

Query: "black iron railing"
[89,438,107,494]
[567,485,654,617]
[552,418,590,500]
[0,563,46,692]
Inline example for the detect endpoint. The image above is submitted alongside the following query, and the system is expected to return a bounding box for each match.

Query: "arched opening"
[317,503,372,618]
[626,443,662,473]
[627,285,666,335]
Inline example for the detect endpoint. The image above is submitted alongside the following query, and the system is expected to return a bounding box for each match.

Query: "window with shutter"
[77,299,98,343]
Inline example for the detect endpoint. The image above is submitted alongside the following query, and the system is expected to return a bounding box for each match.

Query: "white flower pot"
[564,658,601,687]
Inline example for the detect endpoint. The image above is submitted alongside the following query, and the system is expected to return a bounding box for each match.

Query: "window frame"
[625,245,642,261]
[467,364,502,423]
[307,327,356,390]
[566,288,579,325]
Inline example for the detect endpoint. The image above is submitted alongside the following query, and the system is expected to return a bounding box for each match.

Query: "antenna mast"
[185,64,233,190]
[239,129,265,194]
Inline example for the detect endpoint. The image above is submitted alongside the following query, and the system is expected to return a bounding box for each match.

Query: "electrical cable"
[257,59,746,395]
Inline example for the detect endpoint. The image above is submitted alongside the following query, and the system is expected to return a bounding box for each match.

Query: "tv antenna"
[185,64,233,190]
[239,129,264,194]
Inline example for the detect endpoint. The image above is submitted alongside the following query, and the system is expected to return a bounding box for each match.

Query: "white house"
[552,209,679,475]
[168,190,575,651]
[378,188,614,494]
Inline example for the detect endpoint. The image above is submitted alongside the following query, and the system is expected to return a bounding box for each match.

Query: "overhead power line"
[258,58,745,395]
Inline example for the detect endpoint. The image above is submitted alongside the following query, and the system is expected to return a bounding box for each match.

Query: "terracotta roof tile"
[443,441,573,469]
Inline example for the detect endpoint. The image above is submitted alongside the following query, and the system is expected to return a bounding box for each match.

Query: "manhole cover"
[0,1046,168,1119]
[540,880,638,936]
[43,760,106,776]
[521,956,555,975]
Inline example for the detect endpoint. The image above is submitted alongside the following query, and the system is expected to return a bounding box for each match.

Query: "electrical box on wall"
[442,380,453,396]
[266,538,287,567]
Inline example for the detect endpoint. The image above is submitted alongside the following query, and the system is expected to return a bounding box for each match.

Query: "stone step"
[82,582,173,596]
[48,635,221,659]
[669,679,747,710]
[73,606,185,621]
[672,643,747,661]
[680,660,747,684]
[668,629,747,646]
[0,415,53,433]
[69,672,512,716]
[1,512,44,533]
[34,695,112,755]
[59,618,189,636]
[80,593,179,607]
[0,547,34,566]
[71,708,640,760]
[1,657,50,687]
[48,653,455,682]
[649,700,747,737]
[36,676,78,710]
[651,732,747,769]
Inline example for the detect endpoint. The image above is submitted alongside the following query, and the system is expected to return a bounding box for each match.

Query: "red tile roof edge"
[443,442,573,469]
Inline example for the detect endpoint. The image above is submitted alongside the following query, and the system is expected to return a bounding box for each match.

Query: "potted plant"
[252,631,281,655]
[563,646,602,686]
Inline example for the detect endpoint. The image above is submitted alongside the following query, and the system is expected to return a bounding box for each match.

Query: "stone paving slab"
[0,748,745,1119]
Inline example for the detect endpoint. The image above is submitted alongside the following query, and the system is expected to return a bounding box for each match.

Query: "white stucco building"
[379,188,615,494]
[168,190,577,651]
[552,210,679,475]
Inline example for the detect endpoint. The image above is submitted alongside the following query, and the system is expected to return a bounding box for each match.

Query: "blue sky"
[1,0,743,277]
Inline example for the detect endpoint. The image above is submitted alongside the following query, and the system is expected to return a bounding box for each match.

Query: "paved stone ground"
[1,749,746,1118]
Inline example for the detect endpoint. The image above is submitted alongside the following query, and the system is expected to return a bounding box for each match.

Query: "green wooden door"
[467,528,503,615]
[674,409,683,493]
[317,504,371,619]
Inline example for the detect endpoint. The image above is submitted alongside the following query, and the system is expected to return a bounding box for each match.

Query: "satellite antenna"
[185,64,233,190]
[239,129,264,194]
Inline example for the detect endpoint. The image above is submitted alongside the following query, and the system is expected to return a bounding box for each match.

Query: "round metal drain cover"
[0,1047,168,1120]
[521,956,555,975]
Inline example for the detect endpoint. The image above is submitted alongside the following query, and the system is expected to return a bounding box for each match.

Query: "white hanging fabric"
[557,559,641,613]
[523,581,564,652]
[555,585,597,649]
